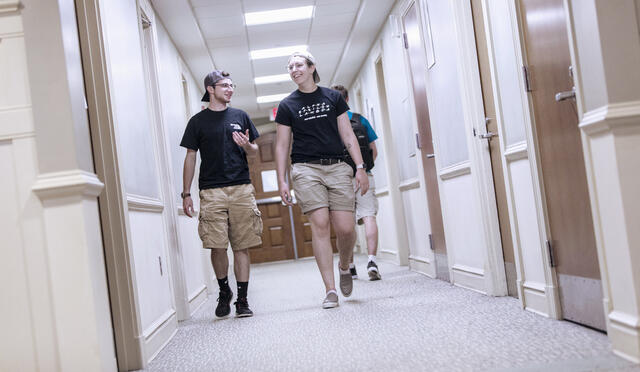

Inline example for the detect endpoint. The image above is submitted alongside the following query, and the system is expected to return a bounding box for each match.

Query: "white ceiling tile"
[314,1,360,16]
[199,16,245,38]
[193,3,242,18]
[255,81,297,96]
[206,34,248,49]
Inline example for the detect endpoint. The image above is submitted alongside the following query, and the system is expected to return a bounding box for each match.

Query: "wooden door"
[402,2,448,281]
[247,132,295,263]
[521,0,604,330]
[471,0,517,297]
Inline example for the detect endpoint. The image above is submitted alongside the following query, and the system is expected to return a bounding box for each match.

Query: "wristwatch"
[356,163,366,170]
[180,192,191,199]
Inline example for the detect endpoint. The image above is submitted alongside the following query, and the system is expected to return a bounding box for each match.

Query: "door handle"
[479,132,498,139]
[426,153,435,158]
[555,87,576,102]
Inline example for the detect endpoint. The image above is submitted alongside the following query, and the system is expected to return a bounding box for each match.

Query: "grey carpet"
[142,255,639,372]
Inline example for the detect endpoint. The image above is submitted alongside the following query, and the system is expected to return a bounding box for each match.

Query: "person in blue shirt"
[332,85,382,281]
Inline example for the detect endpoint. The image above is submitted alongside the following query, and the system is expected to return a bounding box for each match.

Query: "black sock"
[237,281,248,299]
[217,277,231,293]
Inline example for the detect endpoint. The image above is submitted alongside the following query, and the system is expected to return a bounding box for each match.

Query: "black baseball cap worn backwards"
[201,70,231,102]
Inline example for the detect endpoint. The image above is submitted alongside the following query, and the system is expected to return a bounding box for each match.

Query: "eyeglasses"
[286,62,306,71]
[215,83,236,89]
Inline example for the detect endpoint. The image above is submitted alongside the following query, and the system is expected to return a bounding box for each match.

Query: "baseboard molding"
[409,256,435,278]
[379,249,398,262]
[608,310,640,363]
[143,309,177,364]
[188,284,208,316]
[451,264,485,294]
[521,281,549,317]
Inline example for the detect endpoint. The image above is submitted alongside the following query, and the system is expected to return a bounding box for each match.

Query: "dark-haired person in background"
[331,85,382,281]
[181,70,262,318]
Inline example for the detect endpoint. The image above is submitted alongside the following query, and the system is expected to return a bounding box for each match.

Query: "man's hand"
[354,168,369,196]
[183,196,194,218]
[279,181,294,206]
[232,129,251,148]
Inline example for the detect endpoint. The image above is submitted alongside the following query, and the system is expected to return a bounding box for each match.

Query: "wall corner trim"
[0,1,20,13]
[32,169,104,200]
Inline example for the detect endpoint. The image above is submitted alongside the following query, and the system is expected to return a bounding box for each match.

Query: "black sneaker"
[349,265,358,279]
[215,290,233,317]
[367,261,381,281]
[234,298,253,318]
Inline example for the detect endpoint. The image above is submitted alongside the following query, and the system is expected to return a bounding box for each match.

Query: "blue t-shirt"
[347,111,378,143]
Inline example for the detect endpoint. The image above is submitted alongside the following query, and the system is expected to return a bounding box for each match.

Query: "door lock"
[426,153,435,158]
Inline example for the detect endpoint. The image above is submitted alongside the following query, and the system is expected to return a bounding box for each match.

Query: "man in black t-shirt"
[181,70,262,318]
[275,51,369,309]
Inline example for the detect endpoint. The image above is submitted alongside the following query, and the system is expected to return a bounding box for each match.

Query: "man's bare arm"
[182,149,197,217]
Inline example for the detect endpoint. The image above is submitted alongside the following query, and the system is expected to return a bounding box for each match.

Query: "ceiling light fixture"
[254,74,291,85]
[245,6,314,26]
[257,93,289,104]
[250,45,307,60]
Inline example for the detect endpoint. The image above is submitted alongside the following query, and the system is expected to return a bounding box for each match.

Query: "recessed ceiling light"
[255,74,291,85]
[245,6,314,26]
[257,93,289,104]
[250,45,307,60]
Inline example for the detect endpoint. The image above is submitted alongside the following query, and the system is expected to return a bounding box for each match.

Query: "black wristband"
[180,192,191,199]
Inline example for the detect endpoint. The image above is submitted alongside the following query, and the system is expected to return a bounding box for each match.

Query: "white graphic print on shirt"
[229,122,242,131]
[298,101,331,121]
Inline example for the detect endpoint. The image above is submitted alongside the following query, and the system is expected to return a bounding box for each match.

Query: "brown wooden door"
[402,2,448,281]
[521,0,604,330]
[470,0,518,297]
[291,206,337,259]
[247,132,295,263]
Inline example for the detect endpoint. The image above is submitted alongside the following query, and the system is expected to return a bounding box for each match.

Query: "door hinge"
[429,234,434,251]
[522,65,533,92]
[415,132,421,149]
[403,32,409,49]
[546,240,556,267]
[158,256,163,275]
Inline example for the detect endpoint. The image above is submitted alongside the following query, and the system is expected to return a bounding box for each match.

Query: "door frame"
[75,0,145,369]
[479,0,562,317]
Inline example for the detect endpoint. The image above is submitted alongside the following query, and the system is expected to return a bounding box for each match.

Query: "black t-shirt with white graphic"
[180,107,259,190]
[275,86,350,163]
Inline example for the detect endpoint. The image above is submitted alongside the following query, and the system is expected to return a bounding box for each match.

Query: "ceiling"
[152,0,396,119]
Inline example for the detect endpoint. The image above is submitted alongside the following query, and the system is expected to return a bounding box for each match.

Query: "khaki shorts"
[354,174,378,222]
[291,162,355,214]
[198,183,263,250]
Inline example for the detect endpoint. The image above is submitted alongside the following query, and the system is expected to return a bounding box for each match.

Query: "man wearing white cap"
[274,51,369,309]
[181,70,262,318]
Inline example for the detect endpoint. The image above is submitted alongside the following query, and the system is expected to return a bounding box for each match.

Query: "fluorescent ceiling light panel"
[257,93,289,104]
[250,45,307,60]
[255,74,291,85]
[245,6,314,26]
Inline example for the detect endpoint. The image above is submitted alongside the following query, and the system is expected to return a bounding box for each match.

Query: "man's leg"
[308,208,336,292]
[362,216,381,280]
[330,210,356,296]
[362,216,378,256]
[232,248,253,317]
[210,248,234,316]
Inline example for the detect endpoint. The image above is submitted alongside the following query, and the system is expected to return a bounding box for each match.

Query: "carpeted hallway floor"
[142,255,640,372]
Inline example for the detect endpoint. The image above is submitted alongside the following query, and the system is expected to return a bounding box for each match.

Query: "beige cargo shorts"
[290,161,355,214]
[198,183,263,250]
[354,173,378,223]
